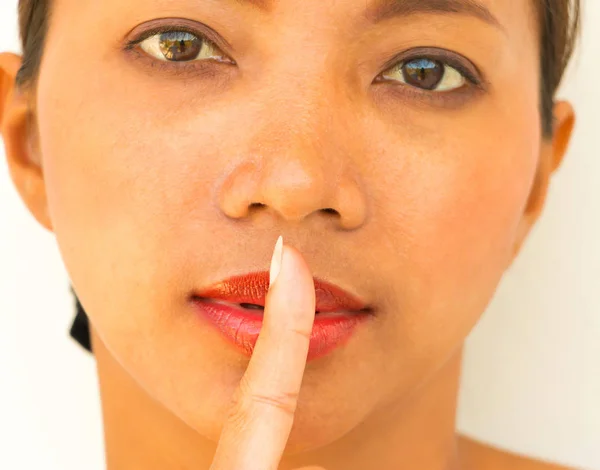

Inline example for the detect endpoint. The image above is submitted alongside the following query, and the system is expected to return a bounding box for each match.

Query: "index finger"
[210,237,316,470]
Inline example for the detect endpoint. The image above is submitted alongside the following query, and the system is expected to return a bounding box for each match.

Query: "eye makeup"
[121,17,489,107]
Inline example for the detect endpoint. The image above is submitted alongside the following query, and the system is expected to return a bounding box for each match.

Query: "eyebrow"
[363,0,503,30]
[233,0,503,32]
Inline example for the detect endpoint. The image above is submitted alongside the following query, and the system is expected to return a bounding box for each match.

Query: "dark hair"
[15,0,581,136]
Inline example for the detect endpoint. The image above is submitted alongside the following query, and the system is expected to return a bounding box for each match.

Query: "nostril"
[249,202,266,210]
[321,208,339,215]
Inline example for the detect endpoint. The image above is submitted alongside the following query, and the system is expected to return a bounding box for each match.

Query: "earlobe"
[509,100,576,263]
[0,52,53,232]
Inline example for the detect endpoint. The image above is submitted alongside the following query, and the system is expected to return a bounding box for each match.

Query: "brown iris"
[402,58,445,90]
[158,31,202,61]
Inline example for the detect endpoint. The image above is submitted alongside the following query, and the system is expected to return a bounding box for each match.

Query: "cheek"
[34,56,249,438]
[371,99,541,354]
[35,59,223,351]
[411,131,536,299]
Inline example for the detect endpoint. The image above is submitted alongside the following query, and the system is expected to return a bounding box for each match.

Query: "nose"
[218,103,368,231]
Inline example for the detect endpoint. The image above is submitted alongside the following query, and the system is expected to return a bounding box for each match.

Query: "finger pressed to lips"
[209,239,317,470]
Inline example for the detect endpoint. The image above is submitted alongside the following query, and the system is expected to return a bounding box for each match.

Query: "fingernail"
[269,235,283,288]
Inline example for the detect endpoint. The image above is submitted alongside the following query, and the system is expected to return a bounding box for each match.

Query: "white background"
[0,1,598,469]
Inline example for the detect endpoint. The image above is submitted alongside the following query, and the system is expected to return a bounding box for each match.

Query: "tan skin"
[0,0,577,468]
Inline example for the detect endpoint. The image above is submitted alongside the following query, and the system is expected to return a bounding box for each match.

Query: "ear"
[510,101,576,261]
[0,52,53,231]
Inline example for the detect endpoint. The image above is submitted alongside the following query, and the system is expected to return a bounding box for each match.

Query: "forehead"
[229,0,535,24]
[53,0,538,34]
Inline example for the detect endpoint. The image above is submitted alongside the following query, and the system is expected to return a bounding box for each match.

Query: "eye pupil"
[158,31,202,61]
[402,58,444,90]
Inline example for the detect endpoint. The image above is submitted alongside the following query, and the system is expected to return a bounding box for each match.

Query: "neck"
[92,328,464,470]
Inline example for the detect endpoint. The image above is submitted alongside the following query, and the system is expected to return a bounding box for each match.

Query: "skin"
[0,0,577,468]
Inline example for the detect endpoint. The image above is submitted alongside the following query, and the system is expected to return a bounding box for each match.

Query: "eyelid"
[380,47,486,89]
[123,18,234,60]
[122,21,488,101]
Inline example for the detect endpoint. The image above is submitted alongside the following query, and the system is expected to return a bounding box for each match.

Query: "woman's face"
[7,0,573,452]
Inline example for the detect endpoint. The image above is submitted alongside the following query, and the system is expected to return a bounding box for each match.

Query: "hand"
[209,236,327,470]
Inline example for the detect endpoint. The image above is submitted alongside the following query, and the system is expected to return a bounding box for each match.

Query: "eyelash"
[373,48,485,105]
[124,24,235,78]
[124,24,485,96]
[382,52,481,87]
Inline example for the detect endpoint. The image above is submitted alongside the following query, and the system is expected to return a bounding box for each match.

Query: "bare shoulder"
[458,435,576,470]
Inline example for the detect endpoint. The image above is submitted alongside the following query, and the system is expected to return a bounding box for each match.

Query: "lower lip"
[191,299,371,361]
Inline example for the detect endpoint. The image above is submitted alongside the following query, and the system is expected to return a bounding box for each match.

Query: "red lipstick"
[190,272,372,361]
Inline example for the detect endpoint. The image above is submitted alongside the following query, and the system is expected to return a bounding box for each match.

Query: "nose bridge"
[256,23,348,133]
[263,69,337,134]
[254,90,343,217]
[250,16,353,158]
[261,79,338,163]
[218,71,368,229]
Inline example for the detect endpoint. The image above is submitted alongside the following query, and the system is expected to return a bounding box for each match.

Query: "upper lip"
[193,271,369,313]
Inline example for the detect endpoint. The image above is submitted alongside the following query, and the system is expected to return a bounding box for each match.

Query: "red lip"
[195,271,368,313]
[190,272,372,361]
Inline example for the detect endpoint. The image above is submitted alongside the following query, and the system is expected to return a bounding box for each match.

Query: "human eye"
[383,58,465,91]
[139,30,229,63]
[376,48,483,93]
[123,20,235,75]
